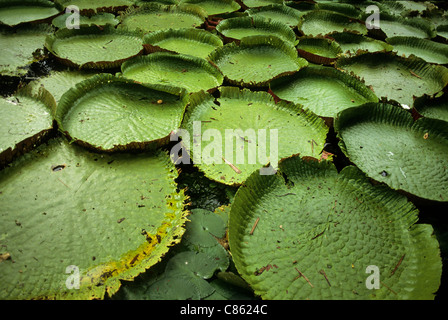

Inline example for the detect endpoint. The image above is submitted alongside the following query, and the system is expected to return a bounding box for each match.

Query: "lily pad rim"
[56,73,189,153]
[208,35,308,87]
[44,24,145,69]
[120,51,225,91]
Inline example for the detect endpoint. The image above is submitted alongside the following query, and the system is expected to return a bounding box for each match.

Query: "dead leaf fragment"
[0,253,11,263]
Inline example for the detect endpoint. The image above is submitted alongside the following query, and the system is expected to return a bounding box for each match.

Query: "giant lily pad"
[314,2,361,19]
[365,12,436,39]
[246,4,304,28]
[56,73,188,152]
[239,0,284,9]
[119,3,206,33]
[228,154,442,299]
[178,87,328,185]
[376,0,429,17]
[216,16,297,44]
[329,32,393,56]
[336,52,448,107]
[136,0,179,4]
[413,93,448,123]
[208,35,308,87]
[298,10,367,37]
[0,137,188,299]
[436,25,448,39]
[386,36,448,65]
[26,69,98,105]
[143,28,223,59]
[334,102,448,202]
[296,36,343,65]
[120,52,223,93]
[284,1,314,15]
[45,25,144,69]
[55,0,135,13]
[270,65,378,119]
[0,0,61,27]
[0,86,55,167]
[179,0,240,16]
[422,8,448,28]
[0,24,53,77]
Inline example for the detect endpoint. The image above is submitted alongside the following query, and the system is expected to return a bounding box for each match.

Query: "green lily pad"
[386,36,448,65]
[143,28,223,59]
[298,10,367,37]
[26,69,98,105]
[246,4,304,28]
[119,3,206,33]
[137,0,179,4]
[228,155,442,299]
[0,24,53,77]
[179,0,240,16]
[336,52,448,107]
[208,35,308,87]
[144,250,223,300]
[216,16,297,44]
[0,137,188,299]
[296,36,343,65]
[377,0,430,18]
[182,208,228,253]
[334,102,448,202]
[315,2,361,19]
[206,276,255,300]
[55,0,135,13]
[436,25,448,39]
[329,32,393,56]
[178,87,328,185]
[365,12,436,39]
[413,93,448,123]
[120,52,223,93]
[270,65,378,118]
[422,7,448,28]
[0,86,55,167]
[56,73,188,152]
[45,25,144,69]
[0,0,61,27]
[240,0,284,9]
[284,1,314,15]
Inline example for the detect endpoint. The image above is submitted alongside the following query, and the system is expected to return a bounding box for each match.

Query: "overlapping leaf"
[270,65,378,119]
[45,25,144,69]
[209,35,308,87]
[178,86,328,185]
[120,52,223,93]
[229,155,442,299]
[0,138,188,299]
[336,52,448,107]
[335,102,448,202]
[56,73,188,152]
